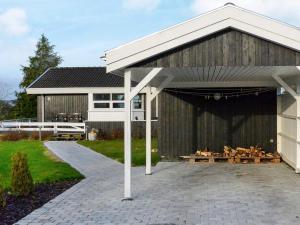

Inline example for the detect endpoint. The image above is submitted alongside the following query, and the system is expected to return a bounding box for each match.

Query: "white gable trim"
[105,5,300,72]
[26,87,124,94]
[27,68,52,88]
[26,87,149,95]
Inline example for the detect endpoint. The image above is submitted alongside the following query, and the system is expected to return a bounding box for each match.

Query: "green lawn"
[0,140,83,189]
[78,139,160,166]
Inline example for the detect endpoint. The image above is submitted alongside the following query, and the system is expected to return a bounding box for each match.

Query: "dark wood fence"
[85,121,158,138]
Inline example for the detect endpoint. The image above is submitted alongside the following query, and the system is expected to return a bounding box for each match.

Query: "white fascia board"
[106,5,300,72]
[26,87,148,95]
[27,68,52,88]
[106,7,230,63]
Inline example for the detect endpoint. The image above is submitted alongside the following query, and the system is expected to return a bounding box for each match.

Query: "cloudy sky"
[1,0,300,99]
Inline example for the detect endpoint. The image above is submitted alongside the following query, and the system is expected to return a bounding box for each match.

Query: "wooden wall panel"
[158,92,197,158]
[158,90,277,159]
[133,29,300,67]
[42,94,88,122]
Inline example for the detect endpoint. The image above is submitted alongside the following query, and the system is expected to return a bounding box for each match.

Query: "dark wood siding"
[37,94,88,122]
[133,29,300,67]
[158,90,277,159]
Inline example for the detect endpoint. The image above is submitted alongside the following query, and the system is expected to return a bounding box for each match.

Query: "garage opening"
[158,87,277,159]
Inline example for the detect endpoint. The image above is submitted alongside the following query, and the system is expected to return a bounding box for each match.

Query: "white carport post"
[145,75,174,175]
[145,86,152,175]
[123,68,162,199]
[124,69,132,200]
[273,73,300,173]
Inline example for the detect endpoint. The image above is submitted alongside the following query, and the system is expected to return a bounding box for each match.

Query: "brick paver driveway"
[16,141,300,225]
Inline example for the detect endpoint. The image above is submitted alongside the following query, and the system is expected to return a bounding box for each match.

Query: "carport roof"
[105,4,300,72]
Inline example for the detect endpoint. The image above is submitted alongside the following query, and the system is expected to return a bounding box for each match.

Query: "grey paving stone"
[15,141,300,225]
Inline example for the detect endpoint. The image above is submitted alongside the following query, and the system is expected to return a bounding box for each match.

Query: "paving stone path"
[16,141,300,225]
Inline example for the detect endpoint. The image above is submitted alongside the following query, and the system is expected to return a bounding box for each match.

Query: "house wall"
[133,28,300,67]
[37,94,89,122]
[37,94,158,137]
[87,93,157,122]
[38,94,157,122]
[158,90,277,159]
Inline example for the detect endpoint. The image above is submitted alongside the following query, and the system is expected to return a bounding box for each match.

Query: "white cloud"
[0,8,29,35]
[191,0,300,26]
[123,0,160,11]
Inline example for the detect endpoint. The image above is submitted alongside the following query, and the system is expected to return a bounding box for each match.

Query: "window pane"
[133,95,141,101]
[113,102,124,108]
[112,93,124,100]
[133,102,142,109]
[94,103,110,108]
[133,94,142,109]
[93,94,110,101]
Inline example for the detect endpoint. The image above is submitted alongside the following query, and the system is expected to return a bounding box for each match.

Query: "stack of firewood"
[224,146,278,158]
[195,146,279,158]
[195,150,222,157]
[195,150,212,157]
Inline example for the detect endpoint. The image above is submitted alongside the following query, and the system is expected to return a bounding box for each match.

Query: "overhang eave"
[124,66,300,89]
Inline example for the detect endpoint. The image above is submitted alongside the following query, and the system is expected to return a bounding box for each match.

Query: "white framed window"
[112,93,125,109]
[90,93,146,113]
[93,93,111,109]
[92,93,126,110]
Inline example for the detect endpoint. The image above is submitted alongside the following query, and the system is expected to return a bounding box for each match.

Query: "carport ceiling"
[128,66,300,88]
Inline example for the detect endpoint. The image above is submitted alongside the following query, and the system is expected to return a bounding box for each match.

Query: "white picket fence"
[0,121,86,134]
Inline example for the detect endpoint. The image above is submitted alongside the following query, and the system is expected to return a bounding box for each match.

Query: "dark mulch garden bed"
[0,180,80,225]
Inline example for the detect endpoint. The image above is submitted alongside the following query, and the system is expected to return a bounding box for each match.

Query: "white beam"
[145,87,152,175]
[150,75,174,101]
[130,68,162,100]
[272,74,297,98]
[124,69,132,199]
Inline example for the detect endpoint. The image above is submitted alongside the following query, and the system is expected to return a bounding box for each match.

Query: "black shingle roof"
[29,67,133,88]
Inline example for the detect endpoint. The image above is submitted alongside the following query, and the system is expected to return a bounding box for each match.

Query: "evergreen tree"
[14,35,62,118]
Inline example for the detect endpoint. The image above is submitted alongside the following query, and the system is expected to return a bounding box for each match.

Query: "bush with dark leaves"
[11,152,33,196]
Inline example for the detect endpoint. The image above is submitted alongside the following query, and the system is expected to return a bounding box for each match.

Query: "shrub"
[29,131,52,140]
[0,184,6,208]
[11,152,33,196]
[0,132,29,141]
[111,129,124,139]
